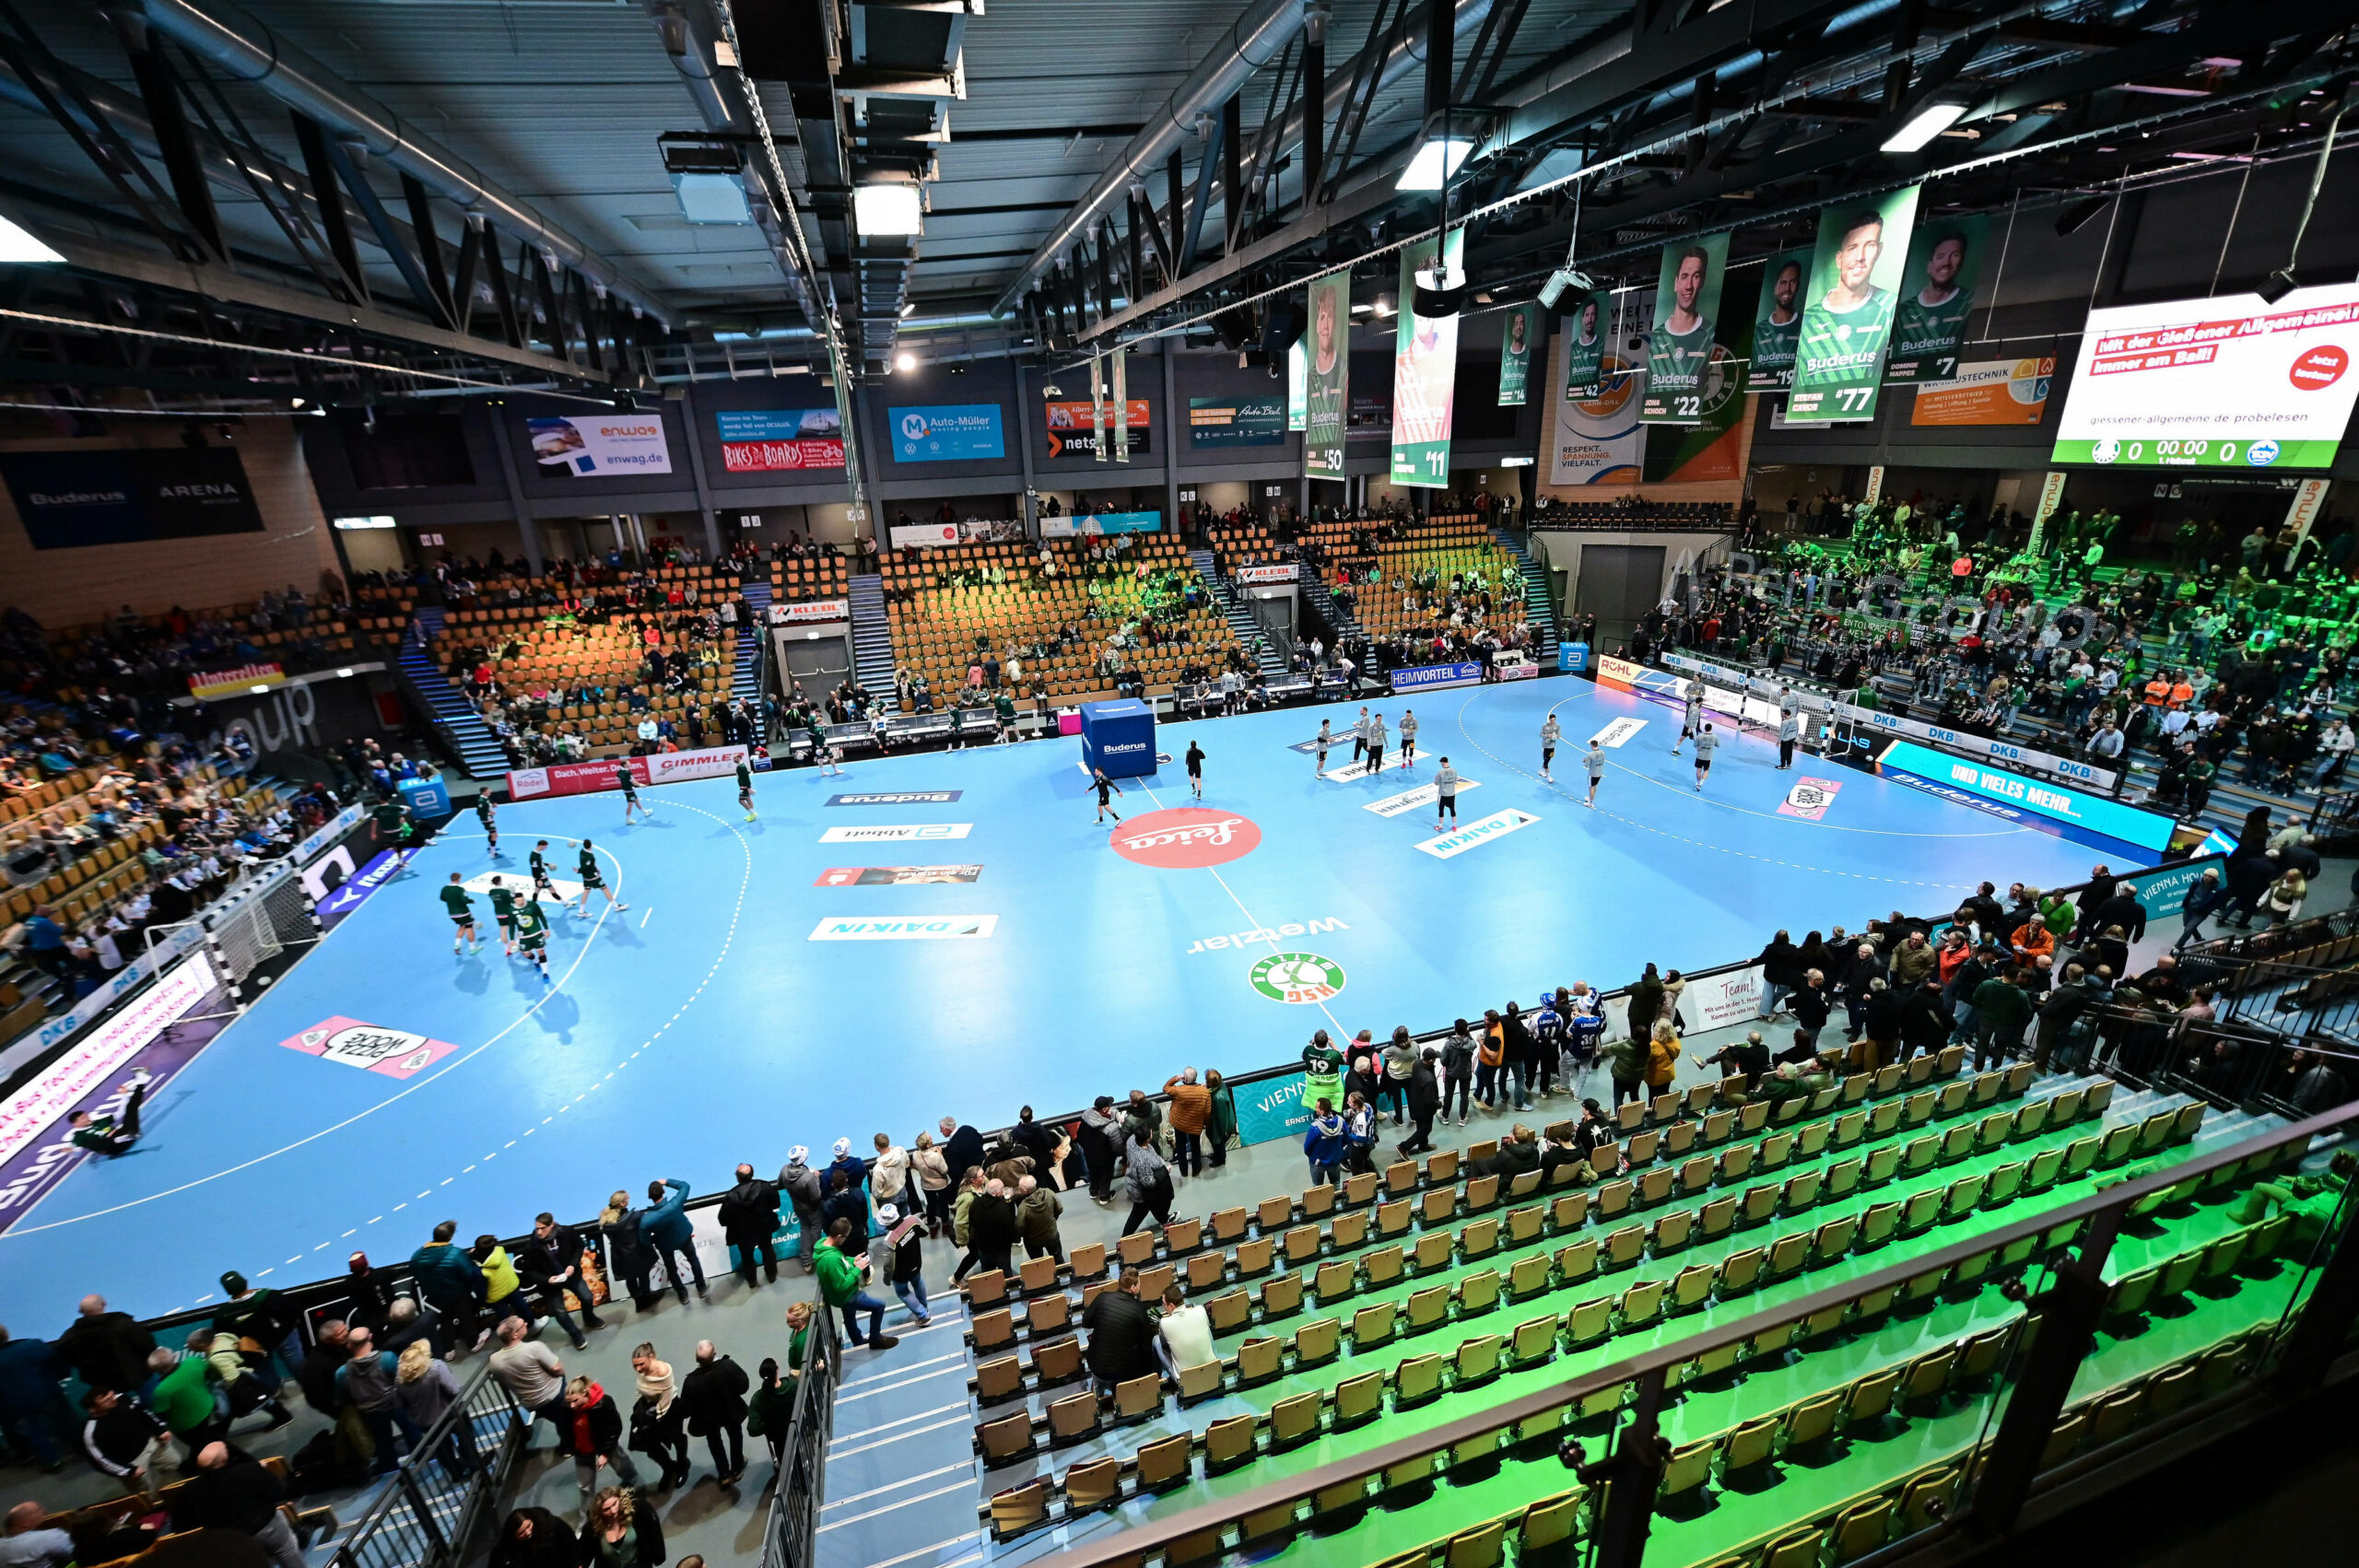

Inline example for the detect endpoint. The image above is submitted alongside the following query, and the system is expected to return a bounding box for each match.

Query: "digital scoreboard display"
[2051,283,2359,470]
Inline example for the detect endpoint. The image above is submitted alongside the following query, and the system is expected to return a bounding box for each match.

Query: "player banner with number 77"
[1391,229,1463,486]
[1785,185,1920,424]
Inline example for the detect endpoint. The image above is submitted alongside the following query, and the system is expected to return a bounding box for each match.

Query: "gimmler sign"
[508,744,747,802]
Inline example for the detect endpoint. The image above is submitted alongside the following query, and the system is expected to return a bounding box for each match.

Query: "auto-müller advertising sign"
[509,744,748,801]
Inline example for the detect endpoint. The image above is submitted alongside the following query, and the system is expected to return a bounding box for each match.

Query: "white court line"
[827,1400,968,1444]
[826,1415,971,1457]
[821,1461,975,1511]
[816,1480,977,1531]
[833,1363,969,1402]
[640,906,653,928]
[862,1536,983,1568]
[839,1350,965,1387]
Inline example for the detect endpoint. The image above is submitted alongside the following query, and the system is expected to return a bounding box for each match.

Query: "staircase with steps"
[1190,549,1287,675]
[848,574,898,693]
[1297,571,1361,649]
[397,609,510,782]
[1492,527,1561,663]
[734,580,771,704]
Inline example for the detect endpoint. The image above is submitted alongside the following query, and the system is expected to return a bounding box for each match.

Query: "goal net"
[207,872,321,996]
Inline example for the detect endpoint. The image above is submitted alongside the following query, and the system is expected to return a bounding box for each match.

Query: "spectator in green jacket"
[815,1219,898,1352]
[1969,967,2034,1071]
[1204,1070,1238,1168]
[145,1345,222,1447]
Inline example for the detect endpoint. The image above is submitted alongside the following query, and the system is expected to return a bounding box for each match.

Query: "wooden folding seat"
[1344,1170,1380,1207]
[1283,1223,1323,1265]
[1116,1232,1156,1268]
[1163,1216,1203,1255]
[1900,1345,1955,1408]
[1658,1437,1716,1502]
[1414,1230,1455,1271]
[1782,1389,1841,1449]
[1386,1160,1421,1194]
[1377,1198,1414,1239]
[1625,1130,1660,1169]
[1408,1284,1452,1333]
[1552,1190,1590,1230]
[1652,1207,1694,1254]
[1209,1209,1248,1246]
[971,1405,1028,1471]
[1661,1120,1697,1157]
[1177,1359,1226,1404]
[971,1309,1015,1354]
[1595,1177,1635,1216]
[1363,1243,1404,1286]
[1352,1301,1397,1350]
[1033,1336,1085,1387]
[1314,1258,1358,1306]
[1045,1390,1098,1445]
[1235,1235,1275,1279]
[1333,1370,1385,1430]
[1508,1203,1546,1246]
[1203,1414,1259,1472]
[1394,1352,1444,1407]
[1331,1208,1370,1249]
[1259,1271,1305,1318]
[1796,1119,1831,1158]
[1458,1269,1502,1316]
[1422,1187,1459,1225]
[1812,1213,1858,1263]
[1759,1131,1795,1170]
[1461,1216,1501,1258]
[1845,1366,1899,1428]
[1783,1168,1823,1212]
[967,1270,1008,1309]
[1293,1316,1341,1368]
[989,1480,1049,1537]
[1113,1374,1162,1422]
[1670,1262,1714,1313]
[1257,1193,1296,1232]
[1018,1255,1061,1295]
[1186,1251,1228,1293]
[1027,1293,1071,1339]
[1454,1332,1503,1388]
[974,1356,1024,1403]
[1637,1166,1674,1204]
[1137,1263,1175,1302]
[1301,1183,1338,1220]
[1465,1173,1502,1211]
[1740,1183,1781,1225]
[1555,1236,1599,1282]
[1425,1148,1460,1183]
[1510,1313,1561,1367]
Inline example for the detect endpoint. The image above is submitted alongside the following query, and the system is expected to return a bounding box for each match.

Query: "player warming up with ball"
[737,755,757,822]
[1541,714,1561,780]
[1093,766,1125,825]
[530,840,557,900]
[576,839,628,914]
[511,895,552,980]
[475,791,500,856]
[487,875,518,955]
[1584,739,1606,806]
[1185,741,1205,800]
[1398,709,1418,769]
[440,872,479,955]
[1672,678,1705,756]
[616,761,651,824]
[1693,723,1719,791]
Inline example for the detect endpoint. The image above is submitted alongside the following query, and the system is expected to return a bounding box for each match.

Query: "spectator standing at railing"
[0,1327,74,1472]
[410,1221,489,1358]
[717,1166,782,1290]
[640,1179,707,1304]
[775,1150,826,1265]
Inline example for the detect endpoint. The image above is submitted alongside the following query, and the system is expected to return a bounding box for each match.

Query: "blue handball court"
[0,673,2158,1325]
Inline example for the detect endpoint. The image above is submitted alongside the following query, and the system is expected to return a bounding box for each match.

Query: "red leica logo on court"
[1110,807,1262,868]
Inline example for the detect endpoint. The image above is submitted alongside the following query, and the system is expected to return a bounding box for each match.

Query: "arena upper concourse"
[1,6,2358,1568]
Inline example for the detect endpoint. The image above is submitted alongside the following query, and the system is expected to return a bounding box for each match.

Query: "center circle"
[1109,806,1263,868]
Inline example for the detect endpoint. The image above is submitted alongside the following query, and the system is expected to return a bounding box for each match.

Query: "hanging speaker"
[1412,263,1464,320]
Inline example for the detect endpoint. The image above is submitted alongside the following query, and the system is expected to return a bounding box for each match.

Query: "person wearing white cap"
[866,1205,932,1328]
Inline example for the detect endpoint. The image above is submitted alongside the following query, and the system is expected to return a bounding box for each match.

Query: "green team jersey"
[579,848,599,879]
[1889,287,1974,378]
[1646,318,1716,402]
[439,884,472,919]
[735,761,752,790]
[475,798,494,825]
[488,886,516,921]
[1751,312,1800,380]
[530,849,549,879]
[513,901,549,950]
[1794,287,1894,405]
[615,765,637,794]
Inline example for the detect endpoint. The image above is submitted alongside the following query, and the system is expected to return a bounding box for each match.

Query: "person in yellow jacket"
[1644,1020,1683,1092]
[472,1234,528,1328]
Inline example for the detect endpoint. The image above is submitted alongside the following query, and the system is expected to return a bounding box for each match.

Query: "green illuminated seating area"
[964,1064,2318,1568]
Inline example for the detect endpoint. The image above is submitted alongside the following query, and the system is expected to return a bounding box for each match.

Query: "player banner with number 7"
[1784,185,1921,424]
[1390,230,1463,486]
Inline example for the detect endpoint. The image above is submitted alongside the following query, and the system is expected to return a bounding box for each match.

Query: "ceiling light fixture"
[1395,136,1476,192]
[895,350,917,371]
[0,212,65,264]
[1537,267,1596,308]
[854,183,924,236]
[1882,100,1967,154]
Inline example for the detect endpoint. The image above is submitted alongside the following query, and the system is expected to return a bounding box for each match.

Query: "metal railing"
[330,1356,529,1568]
[757,1305,842,1568]
[1026,1095,2359,1568]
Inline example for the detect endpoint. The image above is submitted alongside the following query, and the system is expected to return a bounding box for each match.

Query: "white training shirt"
[1435,765,1460,797]
[1585,747,1606,778]
[1542,717,1561,743]
[1694,730,1719,759]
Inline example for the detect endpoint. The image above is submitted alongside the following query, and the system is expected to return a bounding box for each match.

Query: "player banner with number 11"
[1391,229,1463,486]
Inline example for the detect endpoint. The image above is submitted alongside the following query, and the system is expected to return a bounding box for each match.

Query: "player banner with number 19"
[1391,230,1463,486]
